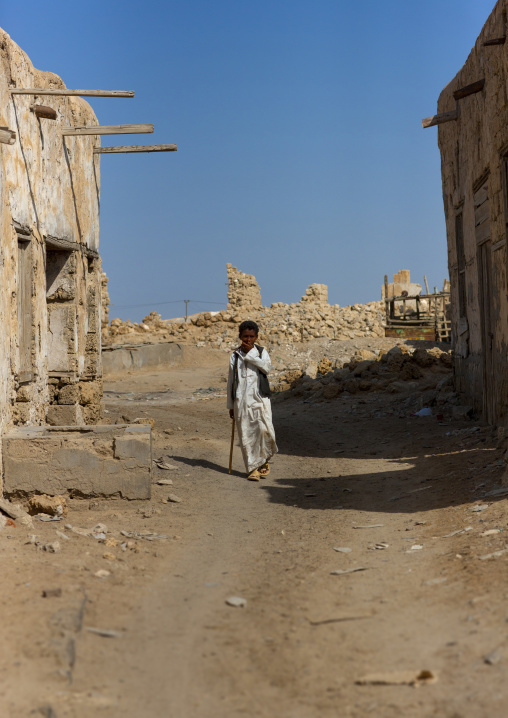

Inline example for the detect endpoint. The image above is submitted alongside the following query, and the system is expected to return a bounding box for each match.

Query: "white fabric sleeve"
[226,353,236,410]
[244,347,272,375]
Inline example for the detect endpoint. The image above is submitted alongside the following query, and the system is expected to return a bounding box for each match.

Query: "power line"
[110,298,227,309]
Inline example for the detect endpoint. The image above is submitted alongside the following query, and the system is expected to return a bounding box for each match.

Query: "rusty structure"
[426,1,508,423]
[382,270,451,342]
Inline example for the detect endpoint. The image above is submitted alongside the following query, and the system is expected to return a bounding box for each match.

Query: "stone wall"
[0,27,104,448]
[105,264,385,348]
[436,0,508,423]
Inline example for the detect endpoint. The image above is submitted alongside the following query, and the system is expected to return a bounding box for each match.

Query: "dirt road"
[2,346,508,717]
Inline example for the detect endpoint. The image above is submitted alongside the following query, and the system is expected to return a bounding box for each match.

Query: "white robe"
[227,346,278,473]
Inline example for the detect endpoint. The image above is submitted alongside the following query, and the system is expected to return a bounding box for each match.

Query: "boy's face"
[240,329,258,351]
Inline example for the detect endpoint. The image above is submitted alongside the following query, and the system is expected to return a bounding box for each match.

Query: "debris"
[413,408,432,417]
[156,479,173,486]
[42,588,62,598]
[352,524,384,529]
[480,529,501,537]
[226,596,247,607]
[86,627,123,638]
[308,613,373,625]
[103,552,116,561]
[155,460,179,471]
[64,523,108,539]
[333,547,352,553]
[330,567,368,575]
[38,514,63,522]
[484,649,502,666]
[409,545,423,551]
[94,569,111,579]
[41,541,61,553]
[0,498,33,528]
[120,530,167,541]
[29,494,68,517]
[424,578,447,586]
[472,504,489,512]
[356,669,437,686]
[442,527,472,538]
[55,530,70,541]
[0,515,6,529]
[167,494,183,503]
[479,548,508,561]
[370,543,389,550]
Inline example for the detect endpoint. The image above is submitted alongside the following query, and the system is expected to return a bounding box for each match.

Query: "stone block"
[58,384,80,405]
[3,425,152,500]
[79,380,102,405]
[47,404,83,426]
[81,403,104,424]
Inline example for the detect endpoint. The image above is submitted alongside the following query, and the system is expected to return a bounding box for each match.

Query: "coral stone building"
[433,0,508,423]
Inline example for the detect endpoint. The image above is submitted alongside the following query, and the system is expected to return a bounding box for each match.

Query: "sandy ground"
[2,344,508,717]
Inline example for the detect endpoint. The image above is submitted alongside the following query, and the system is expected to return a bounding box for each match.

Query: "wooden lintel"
[0,126,16,145]
[62,124,154,137]
[453,79,485,101]
[422,110,458,129]
[483,37,506,46]
[11,88,134,97]
[94,144,177,154]
[45,234,99,257]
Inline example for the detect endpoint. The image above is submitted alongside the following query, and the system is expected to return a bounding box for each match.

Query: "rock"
[323,383,343,400]
[412,348,434,367]
[29,494,68,517]
[317,357,333,375]
[226,596,247,607]
[452,405,473,419]
[167,494,183,503]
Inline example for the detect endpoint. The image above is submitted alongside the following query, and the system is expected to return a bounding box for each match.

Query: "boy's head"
[239,320,259,350]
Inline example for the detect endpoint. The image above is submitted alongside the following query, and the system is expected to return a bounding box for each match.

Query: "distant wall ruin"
[105,264,385,348]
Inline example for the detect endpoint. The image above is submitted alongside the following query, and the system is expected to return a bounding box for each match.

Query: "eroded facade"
[0,29,104,446]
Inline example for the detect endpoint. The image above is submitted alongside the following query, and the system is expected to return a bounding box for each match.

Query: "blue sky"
[4,0,496,320]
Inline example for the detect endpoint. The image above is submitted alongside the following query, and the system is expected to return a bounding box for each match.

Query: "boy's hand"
[229,409,234,419]
[241,340,254,354]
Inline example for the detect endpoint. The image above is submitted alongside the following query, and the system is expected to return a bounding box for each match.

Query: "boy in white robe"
[227,320,278,481]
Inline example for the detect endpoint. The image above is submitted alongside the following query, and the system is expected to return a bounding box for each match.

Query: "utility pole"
[184,299,190,322]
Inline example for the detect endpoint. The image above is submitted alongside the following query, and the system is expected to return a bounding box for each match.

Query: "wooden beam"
[11,88,134,97]
[0,126,16,145]
[483,37,506,46]
[422,110,458,129]
[62,124,154,136]
[94,144,177,154]
[453,79,485,101]
[31,105,57,120]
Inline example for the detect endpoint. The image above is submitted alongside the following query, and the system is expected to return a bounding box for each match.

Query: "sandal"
[248,470,261,481]
[258,463,270,477]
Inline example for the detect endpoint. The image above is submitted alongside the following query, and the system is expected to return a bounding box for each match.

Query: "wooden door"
[478,241,494,423]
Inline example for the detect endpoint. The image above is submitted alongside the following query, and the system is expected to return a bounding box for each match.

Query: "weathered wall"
[104,264,386,348]
[0,27,103,456]
[437,1,508,423]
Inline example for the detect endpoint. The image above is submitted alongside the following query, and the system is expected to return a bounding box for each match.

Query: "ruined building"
[428,0,508,423]
[0,30,103,432]
[0,30,175,496]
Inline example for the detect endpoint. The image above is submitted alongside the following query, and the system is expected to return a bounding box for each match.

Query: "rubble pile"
[272,345,467,420]
[104,264,386,347]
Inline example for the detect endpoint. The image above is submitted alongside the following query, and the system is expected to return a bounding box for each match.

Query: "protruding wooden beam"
[422,110,458,129]
[94,144,177,154]
[483,37,506,46]
[11,88,135,97]
[0,126,16,145]
[453,79,485,101]
[31,105,57,120]
[62,124,154,137]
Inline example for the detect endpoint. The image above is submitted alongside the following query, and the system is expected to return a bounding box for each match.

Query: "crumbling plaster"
[437,0,508,421]
[0,27,104,464]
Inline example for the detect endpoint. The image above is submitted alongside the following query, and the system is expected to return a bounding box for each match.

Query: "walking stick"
[228,418,235,474]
